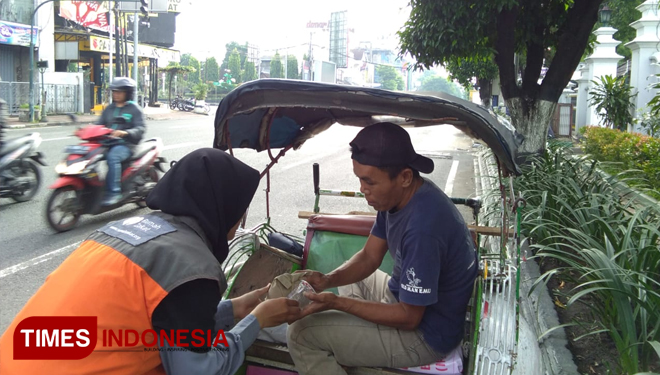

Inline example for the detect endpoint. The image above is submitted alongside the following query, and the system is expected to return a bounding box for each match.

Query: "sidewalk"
[6,104,212,129]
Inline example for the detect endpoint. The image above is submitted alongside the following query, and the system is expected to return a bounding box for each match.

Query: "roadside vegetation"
[488,141,660,374]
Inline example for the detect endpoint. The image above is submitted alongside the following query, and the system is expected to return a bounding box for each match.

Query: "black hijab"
[146,148,260,263]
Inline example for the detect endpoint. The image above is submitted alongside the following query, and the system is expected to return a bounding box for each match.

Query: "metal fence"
[0,81,80,115]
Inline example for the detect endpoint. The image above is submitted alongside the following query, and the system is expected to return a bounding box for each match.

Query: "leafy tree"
[399,0,610,156]
[417,73,464,98]
[220,42,248,73]
[270,52,284,79]
[243,61,258,82]
[205,57,220,83]
[588,75,636,131]
[227,49,242,84]
[159,64,195,103]
[375,65,403,91]
[445,57,498,106]
[287,55,300,79]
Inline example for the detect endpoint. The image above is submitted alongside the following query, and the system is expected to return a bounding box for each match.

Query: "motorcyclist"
[97,77,145,206]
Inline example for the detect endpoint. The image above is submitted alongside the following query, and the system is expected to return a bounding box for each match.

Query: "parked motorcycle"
[0,132,46,202]
[169,95,182,110]
[177,97,196,112]
[45,123,167,232]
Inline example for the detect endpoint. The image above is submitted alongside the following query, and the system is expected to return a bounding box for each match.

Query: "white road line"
[444,160,460,196]
[0,241,82,279]
[42,136,72,142]
[162,141,205,151]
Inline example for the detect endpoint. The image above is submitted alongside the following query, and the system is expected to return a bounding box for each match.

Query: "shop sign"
[88,35,180,63]
[0,20,37,47]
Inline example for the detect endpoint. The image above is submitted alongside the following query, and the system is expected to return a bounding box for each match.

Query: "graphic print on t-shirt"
[401,267,431,294]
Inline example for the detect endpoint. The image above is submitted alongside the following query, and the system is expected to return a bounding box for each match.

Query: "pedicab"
[212,79,527,375]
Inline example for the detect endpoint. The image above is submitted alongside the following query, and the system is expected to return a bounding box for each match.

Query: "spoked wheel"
[46,186,82,232]
[135,166,159,208]
[11,161,41,203]
[169,100,177,110]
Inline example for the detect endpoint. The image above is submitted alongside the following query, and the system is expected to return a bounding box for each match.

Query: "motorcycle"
[177,97,196,112]
[0,132,46,202]
[45,122,167,232]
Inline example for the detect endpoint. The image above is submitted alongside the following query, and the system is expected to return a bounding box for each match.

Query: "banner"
[59,1,111,33]
[0,21,38,47]
[87,35,180,63]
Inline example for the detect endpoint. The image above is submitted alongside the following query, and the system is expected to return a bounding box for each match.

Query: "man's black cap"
[349,122,434,174]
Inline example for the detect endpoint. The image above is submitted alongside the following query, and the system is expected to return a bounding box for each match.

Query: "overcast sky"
[173,0,411,61]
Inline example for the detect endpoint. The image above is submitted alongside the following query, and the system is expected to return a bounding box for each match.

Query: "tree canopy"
[399,0,608,155]
[227,49,242,84]
[270,52,284,79]
[159,64,195,102]
[243,61,258,82]
[417,72,465,98]
[376,65,404,91]
[287,55,300,79]
[220,42,248,73]
[205,57,220,83]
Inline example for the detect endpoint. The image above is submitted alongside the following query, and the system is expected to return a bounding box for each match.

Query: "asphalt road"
[0,110,481,334]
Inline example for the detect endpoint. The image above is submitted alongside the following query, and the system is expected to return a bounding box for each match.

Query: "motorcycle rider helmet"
[109,77,136,102]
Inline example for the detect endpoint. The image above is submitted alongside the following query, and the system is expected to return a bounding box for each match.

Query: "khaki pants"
[287,270,446,375]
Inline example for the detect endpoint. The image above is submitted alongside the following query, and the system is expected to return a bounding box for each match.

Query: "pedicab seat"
[306,214,376,237]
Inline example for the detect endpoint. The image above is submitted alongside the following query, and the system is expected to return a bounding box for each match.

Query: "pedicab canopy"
[213,79,522,176]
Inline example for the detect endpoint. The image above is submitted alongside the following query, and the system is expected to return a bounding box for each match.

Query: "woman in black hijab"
[146,148,301,374]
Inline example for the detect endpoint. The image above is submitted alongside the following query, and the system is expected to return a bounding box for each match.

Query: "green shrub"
[583,126,660,193]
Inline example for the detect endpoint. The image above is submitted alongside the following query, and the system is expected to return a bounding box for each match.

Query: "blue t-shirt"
[371,178,477,353]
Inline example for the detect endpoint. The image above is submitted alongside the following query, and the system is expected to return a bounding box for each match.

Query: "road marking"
[0,241,82,278]
[280,149,345,171]
[162,141,206,151]
[169,124,206,129]
[444,160,459,196]
[42,136,72,142]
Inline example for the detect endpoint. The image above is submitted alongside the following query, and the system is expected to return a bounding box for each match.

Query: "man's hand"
[295,270,331,292]
[299,292,338,318]
[230,284,269,320]
[251,298,301,328]
[111,130,128,138]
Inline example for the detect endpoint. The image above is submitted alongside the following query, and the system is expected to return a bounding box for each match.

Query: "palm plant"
[497,141,660,374]
[589,75,637,131]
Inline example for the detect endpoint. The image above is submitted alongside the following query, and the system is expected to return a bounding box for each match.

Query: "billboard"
[329,11,347,69]
[59,1,111,33]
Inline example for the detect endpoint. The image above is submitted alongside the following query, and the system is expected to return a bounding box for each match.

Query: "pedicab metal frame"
[213,79,525,375]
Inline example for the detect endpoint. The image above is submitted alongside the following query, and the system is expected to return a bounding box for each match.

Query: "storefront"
[0,20,38,82]
[53,31,179,109]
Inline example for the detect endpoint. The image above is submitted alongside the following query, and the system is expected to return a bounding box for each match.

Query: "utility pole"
[109,3,113,86]
[133,11,139,102]
[115,6,121,77]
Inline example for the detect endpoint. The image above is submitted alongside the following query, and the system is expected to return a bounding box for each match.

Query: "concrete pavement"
[5,104,214,129]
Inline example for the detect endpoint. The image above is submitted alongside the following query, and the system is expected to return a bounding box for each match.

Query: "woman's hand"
[251,298,301,328]
[111,130,128,138]
[230,284,270,320]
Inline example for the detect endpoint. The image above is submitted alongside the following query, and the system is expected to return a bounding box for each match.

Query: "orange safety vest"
[0,213,224,375]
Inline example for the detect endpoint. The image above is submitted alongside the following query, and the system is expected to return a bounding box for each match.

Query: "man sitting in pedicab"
[287,122,478,374]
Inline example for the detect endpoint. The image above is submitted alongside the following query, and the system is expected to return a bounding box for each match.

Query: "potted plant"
[18,103,41,122]
[193,83,209,115]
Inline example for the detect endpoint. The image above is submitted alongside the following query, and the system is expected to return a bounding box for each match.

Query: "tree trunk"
[478,77,492,108]
[505,97,556,157]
